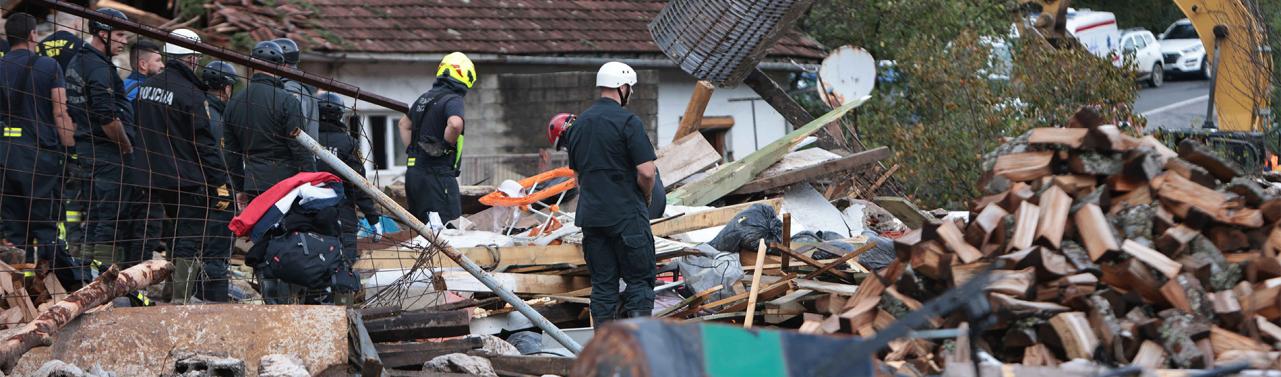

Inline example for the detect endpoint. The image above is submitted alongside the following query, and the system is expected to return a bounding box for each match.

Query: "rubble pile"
[856,108,1281,374]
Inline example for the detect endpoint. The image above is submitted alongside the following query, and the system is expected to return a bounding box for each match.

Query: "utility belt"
[408,136,462,177]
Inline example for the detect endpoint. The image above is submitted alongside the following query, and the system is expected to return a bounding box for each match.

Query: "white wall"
[656,70,791,161]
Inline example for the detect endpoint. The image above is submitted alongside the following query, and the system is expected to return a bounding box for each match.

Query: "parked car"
[1064,9,1121,60]
[1118,28,1165,87]
[1159,19,1210,79]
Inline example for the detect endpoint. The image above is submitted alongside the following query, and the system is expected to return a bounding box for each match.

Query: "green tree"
[800,1,1139,208]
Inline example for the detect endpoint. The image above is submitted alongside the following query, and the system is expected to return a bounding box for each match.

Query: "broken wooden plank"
[652,199,782,237]
[803,243,875,280]
[794,278,859,296]
[732,147,891,195]
[655,132,721,188]
[673,81,716,141]
[779,247,852,281]
[438,271,589,295]
[377,337,485,369]
[667,99,865,206]
[994,151,1054,182]
[356,244,585,271]
[476,353,576,377]
[743,241,768,328]
[873,197,931,230]
[363,309,472,343]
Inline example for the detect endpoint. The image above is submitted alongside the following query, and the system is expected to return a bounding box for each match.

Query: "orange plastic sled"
[479,167,577,207]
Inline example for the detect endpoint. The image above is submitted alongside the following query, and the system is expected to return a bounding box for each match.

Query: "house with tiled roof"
[209,0,827,183]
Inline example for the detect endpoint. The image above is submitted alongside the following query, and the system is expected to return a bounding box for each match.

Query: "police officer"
[223,41,310,304]
[273,38,319,165]
[37,24,84,69]
[0,12,78,283]
[123,39,163,101]
[201,61,238,144]
[564,62,658,323]
[396,52,474,226]
[223,40,309,202]
[317,92,382,305]
[134,29,234,303]
[65,8,136,276]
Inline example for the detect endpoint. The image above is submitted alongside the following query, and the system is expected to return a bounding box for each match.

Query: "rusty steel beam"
[24,0,410,113]
[0,260,173,373]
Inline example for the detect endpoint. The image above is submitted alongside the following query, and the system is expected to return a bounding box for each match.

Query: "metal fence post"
[292,130,584,354]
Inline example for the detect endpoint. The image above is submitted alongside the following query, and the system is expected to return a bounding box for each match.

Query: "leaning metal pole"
[291,130,584,354]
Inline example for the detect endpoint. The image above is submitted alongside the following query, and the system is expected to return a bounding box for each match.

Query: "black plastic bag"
[708,204,782,253]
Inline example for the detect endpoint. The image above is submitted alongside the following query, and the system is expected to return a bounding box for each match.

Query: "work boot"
[171,258,202,304]
[89,244,117,273]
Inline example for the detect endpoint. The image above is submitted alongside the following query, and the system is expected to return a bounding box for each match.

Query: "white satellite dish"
[817,45,876,107]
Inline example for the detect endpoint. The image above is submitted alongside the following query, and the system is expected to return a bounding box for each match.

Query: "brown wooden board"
[732,147,892,195]
[655,132,721,188]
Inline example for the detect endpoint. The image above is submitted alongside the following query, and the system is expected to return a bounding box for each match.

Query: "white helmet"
[164,28,201,55]
[596,61,637,88]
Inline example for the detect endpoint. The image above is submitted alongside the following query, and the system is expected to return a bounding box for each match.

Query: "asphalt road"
[1135,76,1211,129]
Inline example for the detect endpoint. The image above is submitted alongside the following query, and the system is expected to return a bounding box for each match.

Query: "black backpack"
[261,231,345,289]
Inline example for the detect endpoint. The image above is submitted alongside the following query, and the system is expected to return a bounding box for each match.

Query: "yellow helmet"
[437,52,477,89]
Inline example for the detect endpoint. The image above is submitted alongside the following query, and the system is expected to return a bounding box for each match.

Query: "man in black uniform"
[64,8,135,275]
[564,61,658,323]
[223,41,310,304]
[201,61,237,145]
[548,113,665,219]
[135,29,235,303]
[0,13,77,282]
[223,41,309,203]
[38,22,89,262]
[37,27,84,69]
[317,92,381,305]
[396,52,474,227]
[273,38,320,154]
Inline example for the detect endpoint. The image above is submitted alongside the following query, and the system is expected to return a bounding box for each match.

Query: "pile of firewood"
[852,108,1281,374]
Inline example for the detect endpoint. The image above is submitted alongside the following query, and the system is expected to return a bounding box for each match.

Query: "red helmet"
[547,113,576,150]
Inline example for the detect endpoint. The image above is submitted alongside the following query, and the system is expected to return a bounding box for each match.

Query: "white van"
[1064,9,1121,60]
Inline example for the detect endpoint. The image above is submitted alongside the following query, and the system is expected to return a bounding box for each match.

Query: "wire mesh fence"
[0,9,480,319]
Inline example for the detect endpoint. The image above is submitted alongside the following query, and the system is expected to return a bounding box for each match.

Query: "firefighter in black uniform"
[564,62,659,324]
[37,22,90,263]
[396,52,474,227]
[201,61,237,146]
[317,92,382,305]
[65,8,136,276]
[135,29,235,303]
[0,13,78,283]
[37,28,84,69]
[223,41,310,304]
[273,38,320,151]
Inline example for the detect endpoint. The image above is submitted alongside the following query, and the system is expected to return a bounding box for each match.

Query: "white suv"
[1159,19,1210,79]
[1119,29,1165,87]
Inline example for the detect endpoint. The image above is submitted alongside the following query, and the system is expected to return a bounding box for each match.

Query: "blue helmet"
[202,61,238,89]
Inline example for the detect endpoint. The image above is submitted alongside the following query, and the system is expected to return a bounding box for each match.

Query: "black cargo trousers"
[581,216,656,324]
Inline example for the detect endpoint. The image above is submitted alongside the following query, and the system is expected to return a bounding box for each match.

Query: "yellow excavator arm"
[1020,0,1273,131]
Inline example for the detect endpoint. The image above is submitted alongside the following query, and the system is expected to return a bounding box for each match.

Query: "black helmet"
[272,38,300,66]
[318,92,345,121]
[250,41,284,64]
[91,8,127,34]
[202,61,238,89]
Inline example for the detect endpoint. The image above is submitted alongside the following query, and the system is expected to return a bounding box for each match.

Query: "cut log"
[933,220,982,264]
[732,147,892,195]
[1069,152,1123,176]
[987,267,1035,298]
[908,240,953,280]
[1256,315,1281,343]
[1157,225,1200,256]
[1207,226,1250,252]
[1028,128,1088,148]
[655,132,721,188]
[1051,175,1098,197]
[1123,149,1165,181]
[1159,310,1211,368]
[1023,344,1061,367]
[1140,135,1178,163]
[1122,240,1182,279]
[1154,172,1263,228]
[1209,326,1270,356]
[1131,340,1168,369]
[1209,289,1243,327]
[1009,201,1041,252]
[1084,125,1130,152]
[994,151,1055,182]
[1109,186,1152,214]
[1036,185,1072,249]
[966,203,1008,249]
[990,292,1070,316]
[1178,139,1244,182]
[1074,203,1120,261]
[1050,312,1100,360]
[1165,157,1217,188]
[0,260,172,373]
[1068,107,1105,129]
